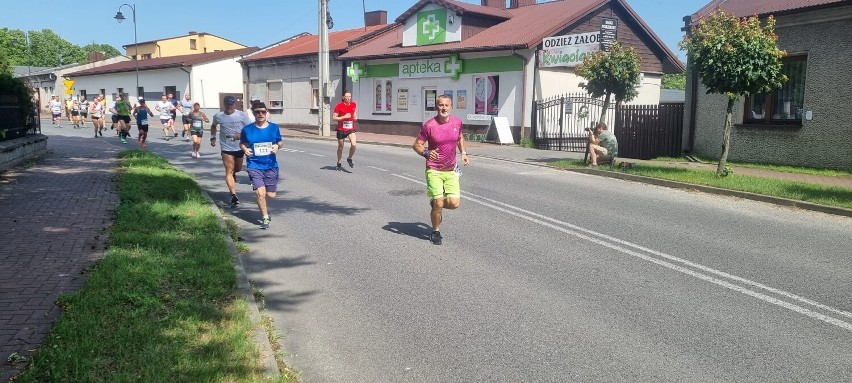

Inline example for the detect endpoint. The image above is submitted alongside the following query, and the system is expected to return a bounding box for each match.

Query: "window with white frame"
[267,81,283,110]
[373,78,393,113]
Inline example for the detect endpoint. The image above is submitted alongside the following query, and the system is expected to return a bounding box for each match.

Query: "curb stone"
[200,191,281,379]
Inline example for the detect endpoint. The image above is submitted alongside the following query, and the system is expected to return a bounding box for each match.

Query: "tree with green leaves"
[662,73,685,90]
[0,28,120,68]
[680,10,786,176]
[575,42,641,125]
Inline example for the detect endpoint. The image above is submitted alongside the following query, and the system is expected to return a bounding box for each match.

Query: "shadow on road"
[382,221,431,241]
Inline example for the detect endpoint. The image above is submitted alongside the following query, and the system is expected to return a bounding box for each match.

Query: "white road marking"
[368,166,389,172]
[309,153,324,157]
[391,173,852,332]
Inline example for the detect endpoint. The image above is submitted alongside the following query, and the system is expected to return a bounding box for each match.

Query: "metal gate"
[532,93,615,152]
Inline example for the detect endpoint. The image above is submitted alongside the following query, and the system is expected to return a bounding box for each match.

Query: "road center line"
[391,173,852,332]
[368,166,389,172]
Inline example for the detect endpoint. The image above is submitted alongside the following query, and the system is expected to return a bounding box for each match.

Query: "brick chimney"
[87,51,106,63]
[508,0,536,8]
[364,10,387,27]
[481,0,505,9]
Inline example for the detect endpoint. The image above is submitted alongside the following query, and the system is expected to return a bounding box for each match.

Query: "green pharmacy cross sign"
[417,9,447,45]
[444,53,462,80]
[347,62,367,83]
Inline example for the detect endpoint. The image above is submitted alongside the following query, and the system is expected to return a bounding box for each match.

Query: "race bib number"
[254,142,272,156]
[192,120,203,129]
[140,119,148,125]
[343,121,353,130]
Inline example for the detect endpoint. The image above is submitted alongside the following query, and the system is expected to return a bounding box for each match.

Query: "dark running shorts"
[138,124,149,132]
[222,150,245,158]
[336,130,355,140]
[80,112,88,117]
[71,111,79,116]
[118,115,131,124]
[191,130,203,138]
[111,115,119,123]
[247,168,279,192]
[182,115,192,124]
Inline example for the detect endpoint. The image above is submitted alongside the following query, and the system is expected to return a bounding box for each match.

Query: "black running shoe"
[260,217,270,230]
[174,132,179,137]
[230,195,239,206]
[181,131,185,138]
[430,230,442,245]
[347,158,354,168]
[336,163,343,171]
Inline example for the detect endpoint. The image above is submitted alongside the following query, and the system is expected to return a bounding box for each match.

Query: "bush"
[0,72,35,125]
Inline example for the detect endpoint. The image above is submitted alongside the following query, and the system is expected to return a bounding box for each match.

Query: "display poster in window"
[385,80,393,111]
[426,90,437,109]
[397,88,409,112]
[474,76,499,115]
[375,81,382,111]
[443,90,453,100]
[456,90,467,109]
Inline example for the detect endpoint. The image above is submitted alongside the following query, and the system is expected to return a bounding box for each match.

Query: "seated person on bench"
[588,122,618,166]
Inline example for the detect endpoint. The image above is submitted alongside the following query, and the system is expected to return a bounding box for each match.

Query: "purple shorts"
[247,168,279,192]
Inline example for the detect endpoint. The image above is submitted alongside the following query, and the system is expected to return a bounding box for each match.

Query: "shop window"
[744,55,806,125]
[373,79,393,114]
[267,81,283,110]
[473,75,499,116]
[310,78,319,110]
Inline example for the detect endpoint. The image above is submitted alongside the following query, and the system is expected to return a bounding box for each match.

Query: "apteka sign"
[540,31,601,68]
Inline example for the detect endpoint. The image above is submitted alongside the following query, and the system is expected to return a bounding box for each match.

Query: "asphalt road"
[56,125,852,382]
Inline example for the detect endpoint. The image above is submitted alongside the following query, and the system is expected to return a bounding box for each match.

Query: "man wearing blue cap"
[211,95,254,207]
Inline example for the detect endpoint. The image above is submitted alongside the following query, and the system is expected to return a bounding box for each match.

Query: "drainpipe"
[682,15,697,153]
[179,66,192,104]
[512,48,529,142]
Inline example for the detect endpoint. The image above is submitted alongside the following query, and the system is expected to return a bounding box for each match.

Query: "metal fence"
[532,93,616,152]
[532,93,684,159]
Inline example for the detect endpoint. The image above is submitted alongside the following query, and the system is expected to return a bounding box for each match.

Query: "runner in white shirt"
[210,95,254,207]
[48,96,63,127]
[155,94,175,140]
[178,93,195,141]
[89,95,105,137]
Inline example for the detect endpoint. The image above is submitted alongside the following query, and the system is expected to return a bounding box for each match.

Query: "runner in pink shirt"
[412,94,470,245]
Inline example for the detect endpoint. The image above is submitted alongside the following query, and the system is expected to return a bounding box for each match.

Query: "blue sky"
[0,0,705,62]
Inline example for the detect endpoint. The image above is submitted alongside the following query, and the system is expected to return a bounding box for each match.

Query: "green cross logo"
[444,54,463,80]
[417,9,447,45]
[347,62,366,83]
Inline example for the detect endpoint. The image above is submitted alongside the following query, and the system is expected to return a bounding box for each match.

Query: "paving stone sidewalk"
[0,134,119,382]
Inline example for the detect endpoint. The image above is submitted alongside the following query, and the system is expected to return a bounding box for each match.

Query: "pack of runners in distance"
[48,92,470,243]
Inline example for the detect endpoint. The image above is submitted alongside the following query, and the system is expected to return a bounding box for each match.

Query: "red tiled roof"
[395,0,512,23]
[692,0,849,20]
[343,0,604,59]
[241,25,389,62]
[66,48,259,77]
[340,0,683,73]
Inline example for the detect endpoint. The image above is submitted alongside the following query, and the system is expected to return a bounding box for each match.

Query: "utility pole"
[318,0,331,136]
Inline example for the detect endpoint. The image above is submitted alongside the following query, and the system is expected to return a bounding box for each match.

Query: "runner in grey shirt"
[210,95,254,207]
[179,93,196,141]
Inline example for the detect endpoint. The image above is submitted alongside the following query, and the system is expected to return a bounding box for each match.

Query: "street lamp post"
[114,3,139,95]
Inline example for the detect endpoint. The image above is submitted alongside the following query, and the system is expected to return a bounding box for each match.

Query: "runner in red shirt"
[332,91,358,170]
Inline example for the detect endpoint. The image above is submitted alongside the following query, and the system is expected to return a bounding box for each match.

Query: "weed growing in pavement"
[549,159,852,209]
[13,150,297,383]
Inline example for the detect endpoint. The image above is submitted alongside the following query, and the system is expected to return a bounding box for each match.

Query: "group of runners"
[47,90,469,242]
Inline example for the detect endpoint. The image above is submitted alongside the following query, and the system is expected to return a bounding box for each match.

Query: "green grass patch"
[550,159,852,210]
[15,150,296,383]
[652,156,852,177]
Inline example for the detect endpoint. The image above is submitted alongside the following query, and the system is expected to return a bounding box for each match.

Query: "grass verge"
[652,156,852,177]
[550,159,852,210]
[14,150,297,383]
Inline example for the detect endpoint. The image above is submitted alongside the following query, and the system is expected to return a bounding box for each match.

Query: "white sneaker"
[190,152,197,158]
[195,152,201,158]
